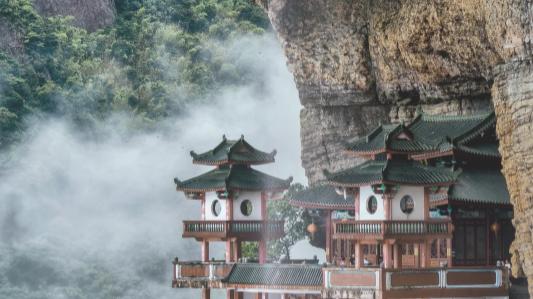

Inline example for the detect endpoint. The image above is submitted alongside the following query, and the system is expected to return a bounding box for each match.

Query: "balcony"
[333,220,451,240]
[182,220,284,241]
[172,261,234,288]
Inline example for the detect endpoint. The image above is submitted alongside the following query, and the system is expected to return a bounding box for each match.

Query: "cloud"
[0,34,303,298]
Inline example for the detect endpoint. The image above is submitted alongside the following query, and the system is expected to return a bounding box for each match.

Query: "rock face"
[258,0,533,294]
[33,0,116,32]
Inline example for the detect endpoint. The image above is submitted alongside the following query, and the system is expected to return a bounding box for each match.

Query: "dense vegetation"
[0,0,269,148]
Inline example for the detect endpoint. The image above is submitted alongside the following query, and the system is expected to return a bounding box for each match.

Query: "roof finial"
[240,134,244,140]
[190,150,198,158]
[222,134,227,141]
[173,178,181,185]
[270,149,277,157]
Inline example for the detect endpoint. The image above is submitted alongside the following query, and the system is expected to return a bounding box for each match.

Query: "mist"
[0,34,304,299]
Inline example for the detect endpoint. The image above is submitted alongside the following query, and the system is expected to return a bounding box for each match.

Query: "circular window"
[400,195,414,214]
[240,200,253,216]
[211,200,222,217]
[367,196,378,214]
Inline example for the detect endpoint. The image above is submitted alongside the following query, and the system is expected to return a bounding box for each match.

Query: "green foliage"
[241,241,258,260]
[267,183,312,260]
[0,0,270,149]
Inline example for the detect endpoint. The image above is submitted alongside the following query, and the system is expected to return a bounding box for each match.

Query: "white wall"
[204,191,227,220]
[391,186,425,220]
[359,185,426,221]
[233,191,263,220]
[359,186,385,220]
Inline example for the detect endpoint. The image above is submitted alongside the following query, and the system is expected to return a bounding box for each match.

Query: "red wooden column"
[354,242,362,269]
[383,193,392,220]
[420,241,427,268]
[383,243,393,268]
[447,238,453,267]
[393,243,402,269]
[201,240,209,262]
[259,192,267,264]
[226,195,234,263]
[259,240,267,264]
[325,210,332,263]
[202,288,211,299]
[414,243,420,268]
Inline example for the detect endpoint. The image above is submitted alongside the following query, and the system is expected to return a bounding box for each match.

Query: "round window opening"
[240,199,253,216]
[211,200,222,217]
[400,195,414,214]
[367,196,378,214]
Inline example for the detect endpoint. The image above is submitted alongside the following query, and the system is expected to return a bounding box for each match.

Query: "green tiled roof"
[447,168,510,205]
[290,184,354,209]
[174,165,292,192]
[325,159,455,187]
[347,112,496,156]
[190,135,276,165]
[456,143,500,158]
[223,264,323,287]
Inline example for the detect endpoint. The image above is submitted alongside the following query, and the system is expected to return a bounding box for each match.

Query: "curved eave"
[430,197,512,208]
[289,199,354,210]
[192,158,275,166]
[328,179,454,188]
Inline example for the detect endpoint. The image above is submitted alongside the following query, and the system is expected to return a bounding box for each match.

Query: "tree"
[267,183,311,261]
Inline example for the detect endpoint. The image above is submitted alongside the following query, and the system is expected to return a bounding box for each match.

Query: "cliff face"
[258,0,533,294]
[33,0,115,32]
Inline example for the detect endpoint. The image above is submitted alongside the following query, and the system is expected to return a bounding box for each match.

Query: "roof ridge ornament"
[222,134,227,141]
[190,150,198,158]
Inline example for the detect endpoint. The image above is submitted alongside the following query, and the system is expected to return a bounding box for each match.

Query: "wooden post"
[326,210,332,263]
[226,290,234,299]
[202,240,209,262]
[393,243,402,269]
[259,240,267,264]
[447,238,453,267]
[383,243,393,268]
[414,243,420,268]
[234,240,241,262]
[202,288,210,299]
[383,194,392,220]
[226,240,233,263]
[420,241,427,268]
[354,242,362,269]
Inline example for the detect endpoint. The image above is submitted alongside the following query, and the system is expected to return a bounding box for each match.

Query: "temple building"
[172,112,513,299]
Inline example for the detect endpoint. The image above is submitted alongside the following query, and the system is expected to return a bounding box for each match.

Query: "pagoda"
[172,113,513,299]
[172,135,292,299]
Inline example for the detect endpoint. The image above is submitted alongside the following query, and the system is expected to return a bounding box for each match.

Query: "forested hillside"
[0,0,269,148]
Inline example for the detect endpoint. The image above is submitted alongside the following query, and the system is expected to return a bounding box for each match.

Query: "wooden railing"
[322,267,510,297]
[182,220,284,239]
[334,220,451,238]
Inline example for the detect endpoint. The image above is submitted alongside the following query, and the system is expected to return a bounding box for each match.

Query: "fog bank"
[0,34,303,299]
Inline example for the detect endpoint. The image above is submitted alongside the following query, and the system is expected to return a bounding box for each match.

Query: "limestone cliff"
[258,0,533,295]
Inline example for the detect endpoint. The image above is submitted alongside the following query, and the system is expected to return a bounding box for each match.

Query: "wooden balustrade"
[182,220,284,240]
[333,220,451,239]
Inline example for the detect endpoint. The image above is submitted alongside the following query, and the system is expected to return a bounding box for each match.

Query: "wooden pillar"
[201,194,206,220]
[383,243,393,268]
[420,241,427,268]
[326,210,332,263]
[414,243,420,268]
[393,243,402,269]
[234,240,241,261]
[354,192,360,220]
[383,194,392,220]
[201,240,209,262]
[447,238,453,267]
[354,242,362,268]
[259,240,267,264]
[226,240,232,263]
[202,288,211,299]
